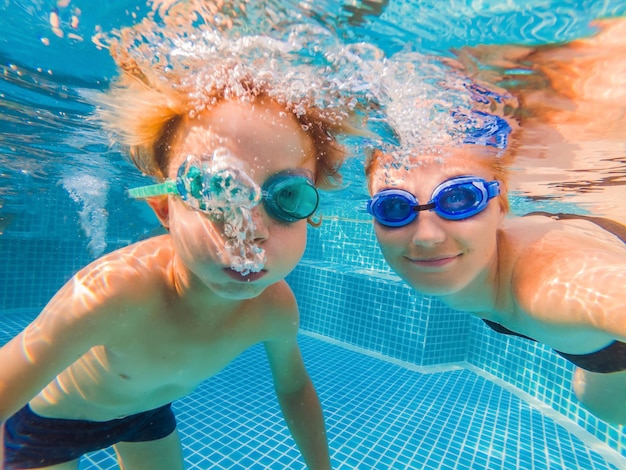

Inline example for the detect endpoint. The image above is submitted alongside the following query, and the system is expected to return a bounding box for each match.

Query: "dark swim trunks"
[3,403,177,469]
[482,212,626,374]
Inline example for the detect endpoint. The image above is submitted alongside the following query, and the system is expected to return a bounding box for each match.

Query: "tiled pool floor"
[1,311,624,469]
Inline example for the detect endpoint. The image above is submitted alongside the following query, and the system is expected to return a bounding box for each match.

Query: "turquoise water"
[1,1,625,468]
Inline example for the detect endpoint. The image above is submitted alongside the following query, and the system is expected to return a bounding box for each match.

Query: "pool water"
[1,1,625,468]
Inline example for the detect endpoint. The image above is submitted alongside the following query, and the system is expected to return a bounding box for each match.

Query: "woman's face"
[369,153,506,297]
[164,98,317,300]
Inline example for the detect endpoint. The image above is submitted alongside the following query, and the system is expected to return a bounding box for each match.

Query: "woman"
[365,143,626,425]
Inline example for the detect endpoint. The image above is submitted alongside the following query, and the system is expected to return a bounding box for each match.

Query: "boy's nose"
[250,206,270,242]
[410,211,446,247]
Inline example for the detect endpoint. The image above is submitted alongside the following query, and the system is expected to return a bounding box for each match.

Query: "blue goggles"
[367,176,500,227]
[128,158,320,223]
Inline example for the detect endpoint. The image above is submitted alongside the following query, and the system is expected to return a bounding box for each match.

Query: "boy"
[0,17,361,469]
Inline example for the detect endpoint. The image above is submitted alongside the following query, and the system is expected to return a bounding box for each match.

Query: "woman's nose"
[410,210,447,247]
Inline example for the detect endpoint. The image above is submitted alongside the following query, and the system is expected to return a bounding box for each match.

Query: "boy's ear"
[146,196,170,229]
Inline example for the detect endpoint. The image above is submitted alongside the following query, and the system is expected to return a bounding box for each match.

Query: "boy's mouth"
[223,267,268,282]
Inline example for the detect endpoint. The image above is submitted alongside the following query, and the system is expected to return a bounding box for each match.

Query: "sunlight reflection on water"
[0,0,625,244]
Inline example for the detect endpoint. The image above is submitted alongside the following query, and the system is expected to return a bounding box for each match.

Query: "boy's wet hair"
[98,64,359,191]
[93,0,381,193]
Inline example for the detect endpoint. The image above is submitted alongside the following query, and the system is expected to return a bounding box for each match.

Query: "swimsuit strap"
[554,341,626,374]
[483,318,626,373]
[524,211,626,243]
[482,319,534,340]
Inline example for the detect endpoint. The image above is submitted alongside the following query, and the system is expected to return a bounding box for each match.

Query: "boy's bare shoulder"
[81,235,173,283]
[20,236,175,351]
[258,280,297,309]
[254,280,300,339]
[70,235,176,310]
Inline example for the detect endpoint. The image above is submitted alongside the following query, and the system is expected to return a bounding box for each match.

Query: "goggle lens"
[370,192,416,227]
[262,172,319,222]
[435,185,480,217]
[178,161,318,223]
[128,155,319,224]
[181,165,204,201]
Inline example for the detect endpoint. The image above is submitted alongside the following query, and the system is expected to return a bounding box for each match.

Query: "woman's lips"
[223,268,268,282]
[406,254,460,268]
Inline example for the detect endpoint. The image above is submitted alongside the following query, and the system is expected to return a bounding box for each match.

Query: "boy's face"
[368,152,505,297]
[163,99,317,300]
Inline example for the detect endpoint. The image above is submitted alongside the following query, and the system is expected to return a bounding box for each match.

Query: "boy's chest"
[102,307,270,388]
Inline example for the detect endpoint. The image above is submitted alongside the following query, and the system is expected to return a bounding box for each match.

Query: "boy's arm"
[263,300,331,469]
[0,274,111,424]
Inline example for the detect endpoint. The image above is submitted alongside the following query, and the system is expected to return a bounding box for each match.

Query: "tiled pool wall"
[0,184,139,313]
[0,188,623,458]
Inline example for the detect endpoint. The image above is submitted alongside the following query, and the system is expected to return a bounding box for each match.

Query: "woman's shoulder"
[502,213,626,327]
[503,213,626,252]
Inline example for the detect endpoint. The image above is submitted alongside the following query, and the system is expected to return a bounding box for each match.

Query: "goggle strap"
[487,181,501,198]
[127,181,178,199]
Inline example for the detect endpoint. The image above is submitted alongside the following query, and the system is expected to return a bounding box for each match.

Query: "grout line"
[301,330,466,374]
[0,307,38,317]
[464,364,626,469]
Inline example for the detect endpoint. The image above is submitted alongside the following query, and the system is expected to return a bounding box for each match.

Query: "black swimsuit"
[3,404,177,469]
[482,212,626,374]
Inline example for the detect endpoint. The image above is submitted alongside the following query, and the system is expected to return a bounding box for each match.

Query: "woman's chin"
[400,273,467,297]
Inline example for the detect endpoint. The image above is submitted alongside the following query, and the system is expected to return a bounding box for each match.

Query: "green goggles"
[128,157,320,223]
